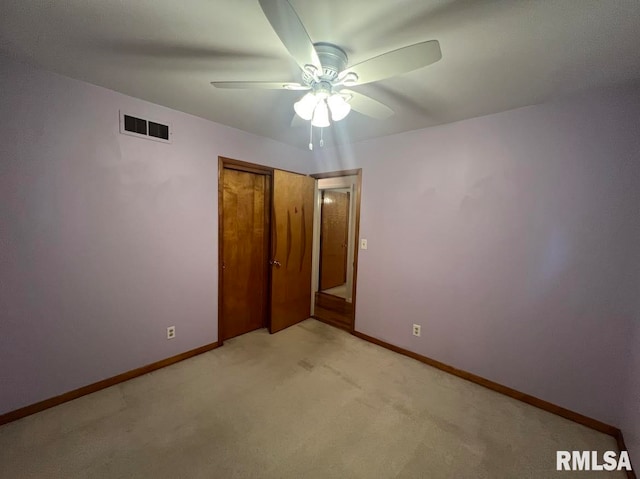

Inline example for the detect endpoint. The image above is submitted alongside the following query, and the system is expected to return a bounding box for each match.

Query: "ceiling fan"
[211,0,442,149]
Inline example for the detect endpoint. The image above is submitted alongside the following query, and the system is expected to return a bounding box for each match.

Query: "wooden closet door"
[221,168,269,340]
[270,170,315,333]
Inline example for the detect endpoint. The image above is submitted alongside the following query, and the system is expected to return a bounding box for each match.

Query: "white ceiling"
[2,0,640,149]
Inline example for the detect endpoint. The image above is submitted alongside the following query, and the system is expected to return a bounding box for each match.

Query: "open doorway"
[319,188,351,299]
[310,169,362,331]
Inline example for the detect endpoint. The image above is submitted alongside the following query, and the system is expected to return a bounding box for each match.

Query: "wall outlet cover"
[167,326,176,339]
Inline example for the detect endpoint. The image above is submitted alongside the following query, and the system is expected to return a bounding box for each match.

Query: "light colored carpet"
[0,319,624,478]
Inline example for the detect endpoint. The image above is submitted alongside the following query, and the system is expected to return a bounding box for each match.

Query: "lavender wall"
[0,56,311,414]
[314,85,640,428]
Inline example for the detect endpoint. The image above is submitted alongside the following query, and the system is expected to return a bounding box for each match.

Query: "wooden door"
[320,190,350,290]
[221,168,270,340]
[270,170,315,333]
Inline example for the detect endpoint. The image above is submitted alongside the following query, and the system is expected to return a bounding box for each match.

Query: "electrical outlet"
[167,326,176,339]
[412,324,421,337]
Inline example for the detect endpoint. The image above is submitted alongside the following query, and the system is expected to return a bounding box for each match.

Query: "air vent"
[119,111,171,143]
[148,121,169,141]
[124,115,147,135]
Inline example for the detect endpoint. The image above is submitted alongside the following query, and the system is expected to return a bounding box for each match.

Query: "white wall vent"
[119,111,172,143]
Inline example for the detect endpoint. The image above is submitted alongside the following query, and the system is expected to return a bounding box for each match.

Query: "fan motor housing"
[313,42,348,81]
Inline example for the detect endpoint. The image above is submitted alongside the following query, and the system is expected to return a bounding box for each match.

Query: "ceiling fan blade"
[211,81,310,90]
[341,89,394,120]
[343,40,442,86]
[258,0,322,72]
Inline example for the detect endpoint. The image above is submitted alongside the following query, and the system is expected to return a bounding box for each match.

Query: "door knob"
[270,259,282,268]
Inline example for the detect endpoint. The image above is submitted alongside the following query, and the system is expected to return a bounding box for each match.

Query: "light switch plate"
[360,239,368,250]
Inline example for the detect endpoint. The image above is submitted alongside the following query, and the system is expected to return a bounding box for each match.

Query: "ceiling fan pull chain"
[319,126,324,147]
[309,122,313,151]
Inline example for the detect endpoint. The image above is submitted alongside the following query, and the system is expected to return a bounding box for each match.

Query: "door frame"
[310,169,362,332]
[218,157,274,346]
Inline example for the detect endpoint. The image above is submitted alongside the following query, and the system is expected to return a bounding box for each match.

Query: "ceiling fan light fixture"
[294,92,318,121]
[213,1,442,147]
[327,93,351,121]
[311,99,330,128]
